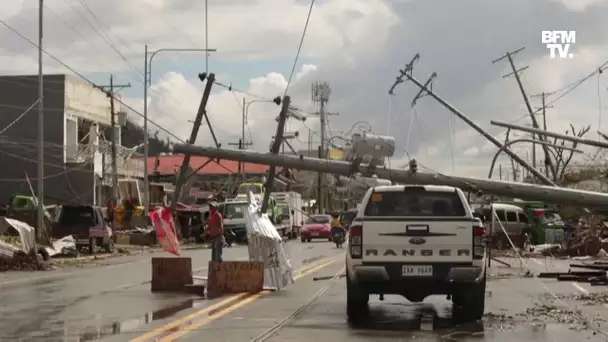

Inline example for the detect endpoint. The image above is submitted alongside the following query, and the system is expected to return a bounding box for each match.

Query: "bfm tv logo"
[541,31,576,59]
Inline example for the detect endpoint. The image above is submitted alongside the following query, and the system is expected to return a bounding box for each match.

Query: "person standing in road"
[206,201,224,262]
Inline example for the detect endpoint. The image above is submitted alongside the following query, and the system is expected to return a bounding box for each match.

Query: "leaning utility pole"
[36,0,44,241]
[539,92,553,178]
[170,73,216,211]
[492,47,554,175]
[261,96,290,213]
[390,54,555,186]
[99,76,131,201]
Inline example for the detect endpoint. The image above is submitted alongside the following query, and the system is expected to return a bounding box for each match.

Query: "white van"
[474,203,529,249]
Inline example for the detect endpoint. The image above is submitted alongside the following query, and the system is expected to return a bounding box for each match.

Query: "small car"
[300,214,332,242]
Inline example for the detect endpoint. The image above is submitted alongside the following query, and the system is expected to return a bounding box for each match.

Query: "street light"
[142,46,216,212]
[242,97,282,145]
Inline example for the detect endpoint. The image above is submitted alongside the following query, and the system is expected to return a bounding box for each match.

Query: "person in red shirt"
[206,201,224,262]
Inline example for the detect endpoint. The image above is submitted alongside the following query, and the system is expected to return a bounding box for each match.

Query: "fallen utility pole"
[171,145,608,208]
[390,55,555,186]
[490,120,608,149]
[170,73,216,212]
[261,96,290,214]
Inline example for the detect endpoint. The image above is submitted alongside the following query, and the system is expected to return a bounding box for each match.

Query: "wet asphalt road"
[139,255,608,342]
[0,240,340,342]
[3,244,608,342]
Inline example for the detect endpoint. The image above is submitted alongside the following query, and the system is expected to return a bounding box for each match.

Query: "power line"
[284,0,315,96]
[0,100,39,136]
[0,17,185,144]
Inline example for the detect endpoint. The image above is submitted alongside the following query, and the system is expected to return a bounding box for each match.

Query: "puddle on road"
[328,301,605,341]
[300,255,326,266]
[69,299,208,341]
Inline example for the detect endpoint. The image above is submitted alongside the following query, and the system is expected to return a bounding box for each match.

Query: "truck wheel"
[452,278,486,323]
[346,272,369,321]
[301,237,306,242]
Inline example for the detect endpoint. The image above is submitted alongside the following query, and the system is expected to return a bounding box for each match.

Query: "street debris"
[45,236,78,257]
[538,260,608,285]
[0,217,51,271]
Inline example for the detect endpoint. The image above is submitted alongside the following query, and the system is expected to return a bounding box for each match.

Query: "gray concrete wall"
[0,74,94,205]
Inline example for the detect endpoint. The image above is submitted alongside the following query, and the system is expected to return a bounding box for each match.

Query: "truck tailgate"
[360,186,474,263]
[362,218,473,263]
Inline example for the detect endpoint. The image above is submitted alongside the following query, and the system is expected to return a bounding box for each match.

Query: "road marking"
[134,257,337,342]
[129,293,251,342]
[571,282,589,295]
[530,258,543,265]
[157,259,337,341]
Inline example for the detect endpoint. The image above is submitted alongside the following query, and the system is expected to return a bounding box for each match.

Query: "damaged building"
[0,74,143,205]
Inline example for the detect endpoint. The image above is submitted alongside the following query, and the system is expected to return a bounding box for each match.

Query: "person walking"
[206,201,224,262]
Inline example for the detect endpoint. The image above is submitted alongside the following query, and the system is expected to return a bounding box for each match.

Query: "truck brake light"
[473,225,485,259]
[349,224,362,259]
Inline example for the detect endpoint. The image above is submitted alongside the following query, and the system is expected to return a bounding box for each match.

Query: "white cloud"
[123,65,319,151]
[0,0,397,73]
[1,0,607,183]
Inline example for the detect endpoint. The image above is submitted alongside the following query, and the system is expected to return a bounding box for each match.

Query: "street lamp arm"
[487,138,583,180]
[147,48,217,86]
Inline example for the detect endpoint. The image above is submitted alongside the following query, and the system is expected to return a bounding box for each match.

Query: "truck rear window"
[364,189,466,217]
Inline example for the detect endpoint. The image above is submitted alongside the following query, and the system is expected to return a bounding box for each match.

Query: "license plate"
[402,265,433,276]
[76,239,89,244]
[310,232,319,236]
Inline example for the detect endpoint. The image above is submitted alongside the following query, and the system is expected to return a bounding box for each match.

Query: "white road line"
[571,282,590,295]
[530,258,543,265]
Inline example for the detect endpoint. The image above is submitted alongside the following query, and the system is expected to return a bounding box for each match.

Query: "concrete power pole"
[311,81,336,213]
[261,96,290,213]
[37,0,44,241]
[100,76,131,201]
[538,92,553,178]
[173,144,608,208]
[170,73,216,212]
[390,55,555,186]
[227,97,252,177]
[492,47,554,175]
[109,76,118,199]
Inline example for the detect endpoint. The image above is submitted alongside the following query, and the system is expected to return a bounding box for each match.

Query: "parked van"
[474,203,530,249]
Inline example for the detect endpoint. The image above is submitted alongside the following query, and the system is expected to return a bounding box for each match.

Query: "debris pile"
[0,217,52,271]
[115,227,157,246]
[0,249,50,271]
[539,261,608,285]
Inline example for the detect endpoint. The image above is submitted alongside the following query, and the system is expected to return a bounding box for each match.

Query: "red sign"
[150,207,180,256]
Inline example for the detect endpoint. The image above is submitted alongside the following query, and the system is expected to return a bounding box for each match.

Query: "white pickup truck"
[345,185,487,322]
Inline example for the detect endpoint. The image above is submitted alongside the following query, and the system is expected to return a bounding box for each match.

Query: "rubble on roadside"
[0,217,50,271]
[0,218,83,271]
[114,227,157,246]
